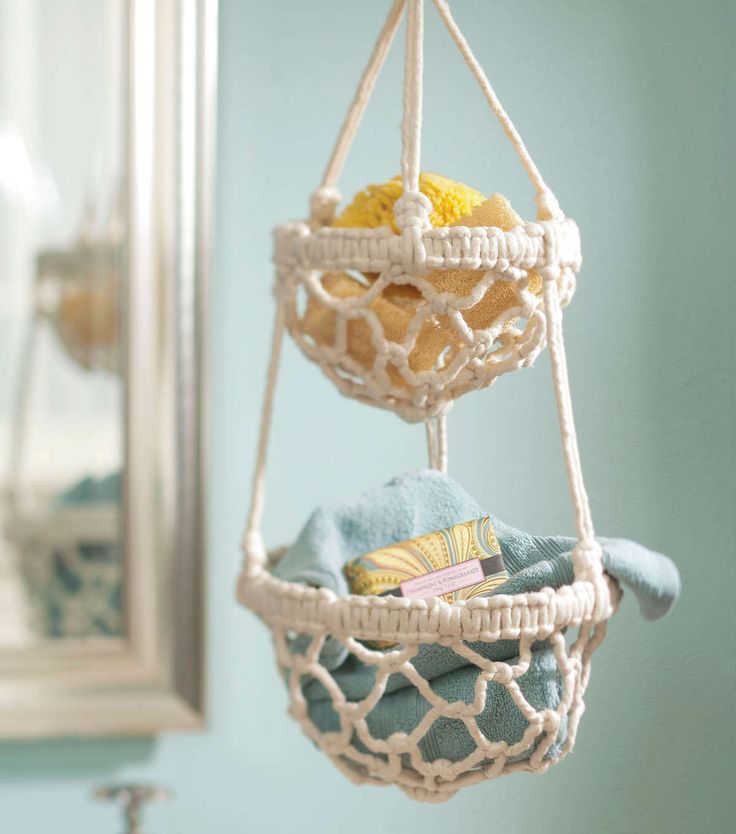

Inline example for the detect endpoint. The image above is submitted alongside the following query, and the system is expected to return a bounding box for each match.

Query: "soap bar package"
[344,516,509,604]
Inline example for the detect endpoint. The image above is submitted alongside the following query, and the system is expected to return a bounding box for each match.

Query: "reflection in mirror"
[0,0,212,738]
[0,0,125,644]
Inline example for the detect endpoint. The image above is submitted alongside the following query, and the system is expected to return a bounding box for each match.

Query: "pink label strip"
[399,558,485,600]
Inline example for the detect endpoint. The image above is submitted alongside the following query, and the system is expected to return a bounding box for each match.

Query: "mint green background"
[2,1,734,831]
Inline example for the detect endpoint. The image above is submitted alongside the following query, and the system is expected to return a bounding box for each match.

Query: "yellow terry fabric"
[333,172,485,233]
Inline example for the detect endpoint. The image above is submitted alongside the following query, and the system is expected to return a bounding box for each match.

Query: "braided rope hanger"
[243,0,602,587]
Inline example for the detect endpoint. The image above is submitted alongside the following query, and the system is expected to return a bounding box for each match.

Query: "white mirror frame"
[0,0,216,737]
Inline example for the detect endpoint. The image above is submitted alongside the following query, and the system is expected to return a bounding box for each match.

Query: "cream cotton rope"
[239,0,615,802]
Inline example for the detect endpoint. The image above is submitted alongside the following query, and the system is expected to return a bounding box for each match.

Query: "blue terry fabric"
[488,520,681,622]
[274,469,681,763]
[273,469,485,595]
[307,646,565,765]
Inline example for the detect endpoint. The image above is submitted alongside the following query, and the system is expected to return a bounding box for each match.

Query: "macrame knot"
[430,292,452,316]
[490,664,514,685]
[401,785,456,804]
[543,710,561,733]
[572,540,604,585]
[394,190,432,231]
[309,186,342,227]
[535,189,564,222]
[442,701,468,719]
[387,731,411,753]
[433,759,457,781]
[242,528,266,568]
[538,265,562,283]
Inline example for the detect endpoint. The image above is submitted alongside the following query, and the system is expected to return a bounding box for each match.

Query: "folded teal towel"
[274,470,680,764]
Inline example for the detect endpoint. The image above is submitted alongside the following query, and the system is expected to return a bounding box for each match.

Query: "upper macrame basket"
[238,0,618,803]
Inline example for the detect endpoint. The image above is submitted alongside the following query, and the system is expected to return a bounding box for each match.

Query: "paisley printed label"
[399,558,485,599]
[344,516,508,604]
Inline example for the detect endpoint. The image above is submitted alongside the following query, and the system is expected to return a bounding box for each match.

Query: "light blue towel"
[274,470,680,764]
[275,469,485,594]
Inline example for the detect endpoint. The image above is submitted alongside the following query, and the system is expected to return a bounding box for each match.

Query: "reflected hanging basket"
[238,0,617,803]
[36,194,124,376]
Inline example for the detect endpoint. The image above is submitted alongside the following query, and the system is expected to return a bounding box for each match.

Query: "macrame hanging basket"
[41,254,121,376]
[37,192,124,376]
[238,0,618,803]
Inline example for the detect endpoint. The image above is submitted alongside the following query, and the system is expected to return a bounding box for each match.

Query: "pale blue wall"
[2,1,734,831]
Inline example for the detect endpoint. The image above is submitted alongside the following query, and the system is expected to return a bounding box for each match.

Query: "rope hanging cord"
[431,0,562,221]
[310,0,407,227]
[425,414,447,473]
[242,299,287,574]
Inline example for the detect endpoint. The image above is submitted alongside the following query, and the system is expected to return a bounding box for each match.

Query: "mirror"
[1,0,125,647]
[0,0,215,736]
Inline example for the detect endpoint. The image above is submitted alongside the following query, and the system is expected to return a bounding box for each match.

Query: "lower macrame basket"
[238,566,619,802]
[238,0,620,802]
